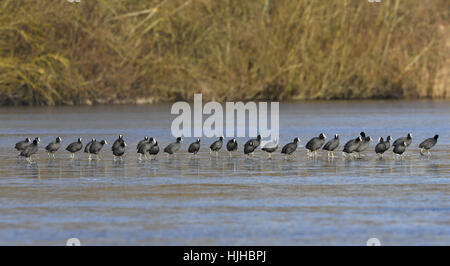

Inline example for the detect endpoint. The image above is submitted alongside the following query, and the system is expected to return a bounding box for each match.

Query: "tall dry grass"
[0,0,448,105]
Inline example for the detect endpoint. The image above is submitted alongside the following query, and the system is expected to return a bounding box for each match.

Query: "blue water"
[0,100,449,245]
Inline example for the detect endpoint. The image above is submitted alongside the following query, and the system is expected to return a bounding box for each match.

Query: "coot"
[355,136,372,158]
[148,140,160,159]
[419,134,439,156]
[66,138,83,158]
[384,136,392,150]
[393,133,412,147]
[164,137,183,157]
[15,138,30,151]
[305,133,326,157]
[393,141,407,159]
[45,137,62,158]
[89,140,107,160]
[226,138,238,157]
[244,135,262,157]
[20,137,40,163]
[281,137,300,159]
[137,136,149,150]
[84,138,96,160]
[343,136,362,158]
[137,137,155,160]
[112,134,124,151]
[375,137,388,158]
[209,136,224,156]
[112,135,127,160]
[323,134,339,157]
[188,138,201,156]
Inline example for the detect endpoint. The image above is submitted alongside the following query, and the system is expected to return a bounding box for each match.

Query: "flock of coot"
[14,132,439,163]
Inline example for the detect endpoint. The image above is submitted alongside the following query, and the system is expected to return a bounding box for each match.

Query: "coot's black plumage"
[45,137,61,158]
[249,135,262,149]
[148,140,160,159]
[85,138,95,153]
[20,137,40,162]
[343,136,362,157]
[137,136,149,150]
[244,141,256,157]
[393,141,407,158]
[323,134,339,157]
[393,133,412,147]
[209,136,224,156]
[188,138,201,155]
[15,138,31,151]
[305,133,326,156]
[375,137,388,158]
[89,140,107,160]
[66,138,83,158]
[84,138,96,160]
[137,137,154,159]
[226,138,238,156]
[384,136,392,150]
[112,134,124,151]
[243,135,262,157]
[281,137,300,158]
[164,137,182,156]
[419,134,439,156]
[112,141,126,160]
[112,135,126,160]
[355,136,372,158]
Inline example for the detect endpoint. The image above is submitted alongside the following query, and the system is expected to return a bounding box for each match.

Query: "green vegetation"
[0,0,448,105]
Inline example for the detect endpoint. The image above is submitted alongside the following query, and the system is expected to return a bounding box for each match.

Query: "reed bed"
[0,0,448,105]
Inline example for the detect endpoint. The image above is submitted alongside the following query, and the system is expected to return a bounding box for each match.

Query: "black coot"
[112,134,124,151]
[209,136,224,156]
[45,137,62,158]
[244,141,256,157]
[323,134,339,157]
[419,134,439,156]
[226,138,238,156]
[66,138,83,158]
[244,135,262,157]
[261,138,278,159]
[355,136,372,158]
[137,137,154,160]
[89,140,107,160]
[281,137,300,159]
[112,141,126,160]
[393,141,407,159]
[164,137,182,156]
[384,136,392,150]
[375,137,388,158]
[20,137,40,163]
[188,138,201,156]
[15,138,30,151]
[137,136,149,150]
[148,140,160,159]
[393,133,412,147]
[251,135,262,148]
[305,133,326,156]
[112,135,126,160]
[343,136,362,158]
[84,138,96,159]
